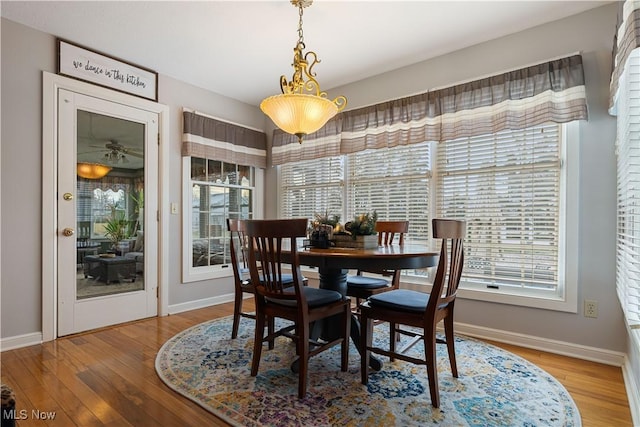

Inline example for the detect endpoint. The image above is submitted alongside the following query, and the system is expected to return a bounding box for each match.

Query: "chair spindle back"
[244,218,308,302]
[376,221,409,246]
[227,218,249,282]
[428,219,465,312]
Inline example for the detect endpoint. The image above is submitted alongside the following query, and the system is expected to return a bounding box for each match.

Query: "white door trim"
[42,71,170,341]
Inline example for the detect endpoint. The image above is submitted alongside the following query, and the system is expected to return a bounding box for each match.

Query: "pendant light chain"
[297,3,304,46]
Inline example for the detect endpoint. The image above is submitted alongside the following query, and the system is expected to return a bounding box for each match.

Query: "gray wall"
[158,77,266,306]
[0,5,630,359]
[1,18,56,337]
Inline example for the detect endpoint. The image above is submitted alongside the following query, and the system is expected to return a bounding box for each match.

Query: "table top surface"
[291,244,439,271]
[299,244,438,259]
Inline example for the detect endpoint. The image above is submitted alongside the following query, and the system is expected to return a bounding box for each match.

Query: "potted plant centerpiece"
[308,211,340,248]
[334,210,379,249]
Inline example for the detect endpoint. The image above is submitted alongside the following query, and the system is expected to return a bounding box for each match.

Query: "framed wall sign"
[58,39,158,101]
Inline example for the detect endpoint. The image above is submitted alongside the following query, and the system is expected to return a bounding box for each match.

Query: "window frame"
[429,122,578,312]
[181,156,263,283]
[614,48,640,329]
[277,122,579,312]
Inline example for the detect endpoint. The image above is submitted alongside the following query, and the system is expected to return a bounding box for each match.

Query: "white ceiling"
[1,0,612,107]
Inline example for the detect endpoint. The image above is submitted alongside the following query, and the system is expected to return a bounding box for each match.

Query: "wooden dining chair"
[228,218,307,340]
[346,220,409,309]
[245,218,351,399]
[228,218,258,340]
[360,218,466,408]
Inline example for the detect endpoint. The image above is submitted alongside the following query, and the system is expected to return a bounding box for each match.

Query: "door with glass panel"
[57,89,158,336]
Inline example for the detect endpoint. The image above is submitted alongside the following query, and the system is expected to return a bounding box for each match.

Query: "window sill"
[300,267,577,313]
[182,265,233,283]
[401,279,577,313]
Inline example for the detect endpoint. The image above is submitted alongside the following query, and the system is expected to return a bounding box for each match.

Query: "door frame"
[42,72,170,341]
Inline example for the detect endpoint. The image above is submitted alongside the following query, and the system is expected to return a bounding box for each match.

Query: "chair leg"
[341,307,351,372]
[360,313,372,385]
[231,291,243,339]
[444,313,458,377]
[389,322,396,362]
[251,312,266,377]
[297,321,310,398]
[424,329,440,408]
[268,316,275,350]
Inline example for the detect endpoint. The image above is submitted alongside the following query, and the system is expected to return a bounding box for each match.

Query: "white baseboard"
[167,292,236,315]
[622,357,640,426]
[0,294,239,351]
[455,321,626,367]
[0,332,42,352]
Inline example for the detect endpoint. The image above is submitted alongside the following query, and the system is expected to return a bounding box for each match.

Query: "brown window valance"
[182,109,267,168]
[272,54,588,166]
[610,0,639,113]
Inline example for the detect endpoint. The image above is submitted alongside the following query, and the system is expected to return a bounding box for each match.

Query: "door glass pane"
[76,110,145,299]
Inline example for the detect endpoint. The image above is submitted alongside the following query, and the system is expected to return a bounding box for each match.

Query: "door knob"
[63,193,73,201]
[62,228,75,237]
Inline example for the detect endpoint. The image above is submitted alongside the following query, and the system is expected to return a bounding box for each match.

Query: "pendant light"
[260,0,346,144]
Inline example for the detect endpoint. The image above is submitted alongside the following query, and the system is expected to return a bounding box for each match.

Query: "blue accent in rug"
[155,316,581,426]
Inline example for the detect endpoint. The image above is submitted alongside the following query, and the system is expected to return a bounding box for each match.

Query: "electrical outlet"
[584,300,598,318]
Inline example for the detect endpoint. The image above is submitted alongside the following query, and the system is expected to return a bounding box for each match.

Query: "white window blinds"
[280,143,432,244]
[436,124,562,291]
[346,142,431,245]
[615,48,640,328]
[280,156,344,221]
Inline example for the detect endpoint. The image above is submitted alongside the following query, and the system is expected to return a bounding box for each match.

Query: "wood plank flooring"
[1,301,633,426]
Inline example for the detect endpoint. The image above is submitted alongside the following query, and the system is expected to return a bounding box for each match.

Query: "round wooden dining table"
[294,244,439,370]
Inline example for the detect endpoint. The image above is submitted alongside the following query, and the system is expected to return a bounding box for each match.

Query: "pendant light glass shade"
[77,162,112,179]
[260,93,339,141]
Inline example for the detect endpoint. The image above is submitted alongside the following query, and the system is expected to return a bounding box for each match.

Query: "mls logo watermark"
[2,408,57,421]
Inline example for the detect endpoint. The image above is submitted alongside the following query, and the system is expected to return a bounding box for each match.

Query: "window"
[436,124,564,297]
[90,188,127,238]
[615,49,640,328]
[347,142,431,246]
[183,157,256,281]
[280,156,344,221]
[77,181,135,240]
[281,143,431,245]
[280,123,578,310]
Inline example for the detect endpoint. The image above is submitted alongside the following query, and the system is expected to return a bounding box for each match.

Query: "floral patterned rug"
[155,316,581,426]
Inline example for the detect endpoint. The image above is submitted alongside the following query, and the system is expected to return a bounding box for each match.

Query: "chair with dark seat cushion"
[227,218,307,340]
[360,218,466,408]
[245,218,351,399]
[346,220,409,309]
[227,218,258,339]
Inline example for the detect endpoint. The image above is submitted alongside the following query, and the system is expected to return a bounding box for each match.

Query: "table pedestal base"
[303,267,382,371]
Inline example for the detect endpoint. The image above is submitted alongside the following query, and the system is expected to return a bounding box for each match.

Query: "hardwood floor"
[1,301,633,426]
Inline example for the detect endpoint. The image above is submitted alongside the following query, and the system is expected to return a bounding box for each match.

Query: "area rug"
[156,316,581,426]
